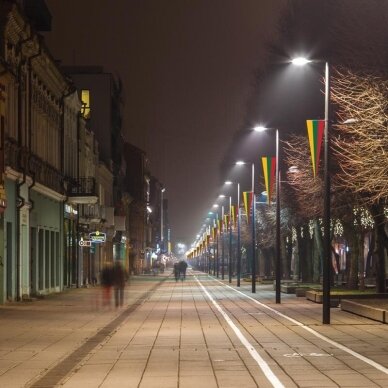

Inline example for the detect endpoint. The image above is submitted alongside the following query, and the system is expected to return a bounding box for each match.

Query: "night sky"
[43,0,287,245]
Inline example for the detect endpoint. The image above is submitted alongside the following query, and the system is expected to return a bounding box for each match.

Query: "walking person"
[101,263,114,308]
[113,261,127,308]
[174,262,180,281]
[179,260,188,280]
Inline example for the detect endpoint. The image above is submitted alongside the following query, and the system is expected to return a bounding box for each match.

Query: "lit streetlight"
[161,187,166,252]
[235,160,257,293]
[218,194,229,280]
[292,56,331,324]
[253,125,281,303]
[225,180,240,285]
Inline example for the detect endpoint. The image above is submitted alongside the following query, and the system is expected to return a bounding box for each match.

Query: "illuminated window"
[81,90,91,118]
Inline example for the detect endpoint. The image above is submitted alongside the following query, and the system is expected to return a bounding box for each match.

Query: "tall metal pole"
[214,220,217,276]
[161,188,165,252]
[251,163,256,293]
[237,183,241,287]
[221,205,225,280]
[228,196,232,283]
[275,129,281,304]
[323,61,331,324]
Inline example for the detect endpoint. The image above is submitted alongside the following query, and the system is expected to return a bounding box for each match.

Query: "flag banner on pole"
[262,156,276,204]
[224,214,229,229]
[231,205,236,228]
[242,191,253,224]
[306,119,324,177]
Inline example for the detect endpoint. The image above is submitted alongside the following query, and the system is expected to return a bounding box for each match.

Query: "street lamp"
[161,188,166,252]
[218,194,228,280]
[235,161,257,293]
[292,57,331,324]
[253,126,281,303]
[225,180,240,286]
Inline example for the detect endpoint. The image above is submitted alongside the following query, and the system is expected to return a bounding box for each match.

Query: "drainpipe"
[76,113,81,287]
[60,88,74,287]
[15,31,33,301]
[27,41,42,213]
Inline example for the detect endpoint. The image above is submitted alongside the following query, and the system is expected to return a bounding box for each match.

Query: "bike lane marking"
[195,276,285,388]
[215,278,388,376]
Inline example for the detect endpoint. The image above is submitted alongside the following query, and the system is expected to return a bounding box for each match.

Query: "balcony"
[78,203,102,224]
[67,177,98,205]
[5,140,64,194]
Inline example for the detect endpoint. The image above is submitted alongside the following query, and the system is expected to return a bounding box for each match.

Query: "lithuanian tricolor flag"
[262,156,276,204]
[230,205,237,228]
[224,214,229,229]
[243,191,253,224]
[306,119,325,177]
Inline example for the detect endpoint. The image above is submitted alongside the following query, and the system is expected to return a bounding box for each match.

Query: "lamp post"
[224,183,233,283]
[212,205,220,277]
[160,187,166,252]
[292,57,331,324]
[251,163,256,293]
[235,161,257,293]
[228,194,233,283]
[221,204,225,279]
[225,181,240,285]
[218,195,227,280]
[253,126,281,303]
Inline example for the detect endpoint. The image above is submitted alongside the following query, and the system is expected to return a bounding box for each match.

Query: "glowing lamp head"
[291,57,311,66]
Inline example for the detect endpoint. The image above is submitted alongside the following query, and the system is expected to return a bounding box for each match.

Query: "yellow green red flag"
[306,119,325,177]
[262,156,276,204]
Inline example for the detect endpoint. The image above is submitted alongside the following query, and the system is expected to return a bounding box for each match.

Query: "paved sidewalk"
[0,271,387,388]
[0,274,168,387]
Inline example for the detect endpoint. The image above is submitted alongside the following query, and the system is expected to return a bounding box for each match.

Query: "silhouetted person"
[179,260,188,280]
[174,262,180,281]
[101,263,114,307]
[113,261,126,307]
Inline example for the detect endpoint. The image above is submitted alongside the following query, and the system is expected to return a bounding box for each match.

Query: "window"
[81,90,91,119]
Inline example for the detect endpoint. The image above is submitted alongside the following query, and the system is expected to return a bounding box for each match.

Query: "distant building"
[122,142,148,273]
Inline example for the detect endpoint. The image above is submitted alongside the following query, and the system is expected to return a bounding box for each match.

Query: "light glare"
[291,57,311,66]
[253,125,267,132]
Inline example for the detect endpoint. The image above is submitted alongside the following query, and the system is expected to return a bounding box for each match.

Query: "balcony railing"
[5,139,64,194]
[68,177,97,196]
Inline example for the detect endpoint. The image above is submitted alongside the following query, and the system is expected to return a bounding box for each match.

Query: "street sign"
[89,231,106,243]
[79,239,92,247]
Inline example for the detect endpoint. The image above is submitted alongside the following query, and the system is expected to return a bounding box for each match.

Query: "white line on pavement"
[195,277,285,388]
[216,279,388,376]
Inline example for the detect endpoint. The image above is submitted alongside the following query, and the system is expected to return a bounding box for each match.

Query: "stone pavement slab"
[0,271,388,387]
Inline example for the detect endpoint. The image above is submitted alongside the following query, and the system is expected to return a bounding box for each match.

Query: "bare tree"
[331,67,388,292]
[332,68,388,204]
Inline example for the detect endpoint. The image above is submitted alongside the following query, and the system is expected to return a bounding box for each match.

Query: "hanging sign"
[89,231,106,243]
[79,239,92,247]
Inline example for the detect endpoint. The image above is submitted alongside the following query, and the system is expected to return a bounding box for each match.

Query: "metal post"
[323,61,331,324]
[251,163,256,293]
[229,196,232,283]
[161,188,165,252]
[221,205,225,280]
[237,183,241,287]
[216,231,219,277]
[275,129,281,304]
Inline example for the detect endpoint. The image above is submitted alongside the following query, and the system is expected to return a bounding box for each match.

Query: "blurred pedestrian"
[173,262,180,281]
[101,263,114,307]
[179,260,188,280]
[113,261,127,307]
